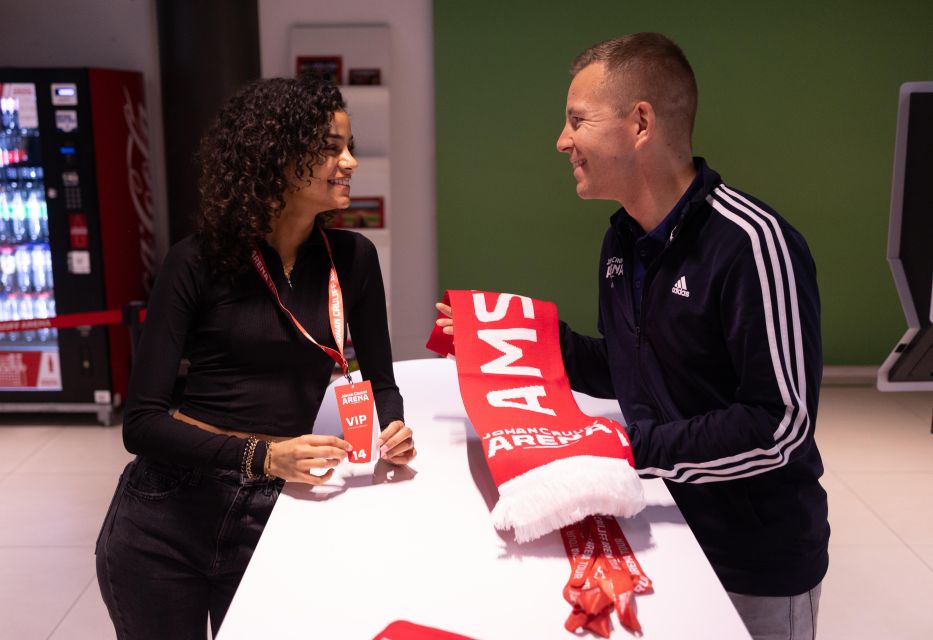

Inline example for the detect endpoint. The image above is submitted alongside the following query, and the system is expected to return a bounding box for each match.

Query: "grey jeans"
[728,583,822,640]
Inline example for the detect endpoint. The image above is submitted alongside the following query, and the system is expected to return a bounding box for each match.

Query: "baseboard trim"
[822,365,877,385]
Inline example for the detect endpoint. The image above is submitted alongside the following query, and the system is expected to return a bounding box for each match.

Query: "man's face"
[556,63,636,203]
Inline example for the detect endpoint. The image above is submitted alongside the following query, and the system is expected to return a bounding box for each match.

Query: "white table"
[218,359,750,640]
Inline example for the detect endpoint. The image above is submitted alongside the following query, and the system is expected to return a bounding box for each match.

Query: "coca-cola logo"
[122,86,156,292]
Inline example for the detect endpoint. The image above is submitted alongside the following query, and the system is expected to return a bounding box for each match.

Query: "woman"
[95,75,415,639]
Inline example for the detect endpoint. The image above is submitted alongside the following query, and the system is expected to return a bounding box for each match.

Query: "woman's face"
[288,110,357,214]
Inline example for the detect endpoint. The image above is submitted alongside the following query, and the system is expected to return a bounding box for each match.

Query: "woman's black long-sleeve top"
[122,228,404,472]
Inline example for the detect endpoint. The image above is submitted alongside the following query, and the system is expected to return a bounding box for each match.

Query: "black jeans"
[96,456,283,639]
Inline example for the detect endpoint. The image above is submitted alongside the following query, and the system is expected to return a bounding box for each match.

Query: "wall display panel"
[878,82,933,391]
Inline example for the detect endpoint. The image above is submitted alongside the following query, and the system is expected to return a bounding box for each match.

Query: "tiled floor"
[0,386,930,639]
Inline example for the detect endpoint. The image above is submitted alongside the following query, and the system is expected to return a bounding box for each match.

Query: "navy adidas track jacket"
[559,158,829,596]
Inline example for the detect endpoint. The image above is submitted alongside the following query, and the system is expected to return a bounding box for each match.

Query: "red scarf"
[427,290,645,542]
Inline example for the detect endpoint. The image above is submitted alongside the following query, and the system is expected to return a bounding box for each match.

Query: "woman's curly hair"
[195,74,346,279]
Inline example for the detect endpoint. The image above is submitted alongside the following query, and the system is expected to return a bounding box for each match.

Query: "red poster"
[0,350,62,389]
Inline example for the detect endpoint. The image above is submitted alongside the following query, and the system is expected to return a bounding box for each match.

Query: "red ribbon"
[560,515,652,637]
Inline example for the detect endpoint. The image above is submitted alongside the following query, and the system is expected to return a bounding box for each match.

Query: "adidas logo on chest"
[672,276,690,298]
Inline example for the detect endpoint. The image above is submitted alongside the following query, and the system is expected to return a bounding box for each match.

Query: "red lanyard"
[250,224,350,382]
[560,515,652,637]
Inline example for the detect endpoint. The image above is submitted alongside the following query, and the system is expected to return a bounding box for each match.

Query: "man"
[438,33,828,639]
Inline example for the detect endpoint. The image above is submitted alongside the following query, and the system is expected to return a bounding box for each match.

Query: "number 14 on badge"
[335,379,377,464]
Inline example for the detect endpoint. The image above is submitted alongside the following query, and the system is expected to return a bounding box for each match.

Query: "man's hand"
[435,302,453,335]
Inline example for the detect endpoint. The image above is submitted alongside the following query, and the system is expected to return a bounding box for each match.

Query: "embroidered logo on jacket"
[672,276,690,298]
[605,257,624,279]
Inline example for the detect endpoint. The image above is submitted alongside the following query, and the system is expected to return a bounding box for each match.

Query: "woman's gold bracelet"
[263,441,274,478]
[242,436,260,480]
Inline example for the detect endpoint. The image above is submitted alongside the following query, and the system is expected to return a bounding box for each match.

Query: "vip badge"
[335,379,376,464]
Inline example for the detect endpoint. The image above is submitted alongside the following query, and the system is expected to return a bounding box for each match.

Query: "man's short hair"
[572,33,698,141]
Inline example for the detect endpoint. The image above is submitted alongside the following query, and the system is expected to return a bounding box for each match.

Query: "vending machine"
[0,68,155,424]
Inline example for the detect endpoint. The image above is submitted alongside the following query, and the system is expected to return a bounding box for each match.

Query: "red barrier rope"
[0,306,145,334]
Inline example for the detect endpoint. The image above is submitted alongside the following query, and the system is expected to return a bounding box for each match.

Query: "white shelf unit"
[348,155,390,298]
[289,24,392,327]
[340,86,389,156]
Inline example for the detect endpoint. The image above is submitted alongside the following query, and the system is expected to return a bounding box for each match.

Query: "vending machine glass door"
[0,82,61,391]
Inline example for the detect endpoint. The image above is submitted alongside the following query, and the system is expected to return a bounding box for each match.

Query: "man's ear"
[632,101,655,147]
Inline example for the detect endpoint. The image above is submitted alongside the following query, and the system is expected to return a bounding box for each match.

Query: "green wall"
[434,0,933,365]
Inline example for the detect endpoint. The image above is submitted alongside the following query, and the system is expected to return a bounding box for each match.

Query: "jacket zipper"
[631,219,685,423]
[634,222,679,351]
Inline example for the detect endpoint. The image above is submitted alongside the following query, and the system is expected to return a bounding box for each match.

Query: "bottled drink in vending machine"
[0,190,10,243]
[0,97,15,129]
[1,293,20,342]
[0,97,30,168]
[31,245,47,292]
[0,294,8,342]
[34,292,51,342]
[18,293,35,342]
[14,245,31,292]
[44,246,52,290]
[38,197,48,241]
[10,191,26,243]
[48,296,57,340]
[26,190,42,242]
[0,247,16,293]
[0,131,25,167]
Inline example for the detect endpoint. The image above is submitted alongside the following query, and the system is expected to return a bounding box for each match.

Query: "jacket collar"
[609,157,722,236]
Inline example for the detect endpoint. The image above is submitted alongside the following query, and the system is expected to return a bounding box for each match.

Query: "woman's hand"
[267,434,352,485]
[435,302,453,335]
[378,421,416,466]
